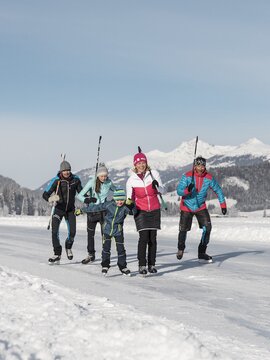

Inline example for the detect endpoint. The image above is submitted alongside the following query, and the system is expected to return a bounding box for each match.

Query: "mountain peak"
[241,138,264,146]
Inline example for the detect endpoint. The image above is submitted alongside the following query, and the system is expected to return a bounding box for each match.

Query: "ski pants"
[87,211,105,255]
[137,229,157,267]
[101,233,127,270]
[178,209,212,250]
[51,208,76,255]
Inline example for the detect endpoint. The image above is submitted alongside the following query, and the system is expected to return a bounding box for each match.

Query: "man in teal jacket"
[176,156,227,262]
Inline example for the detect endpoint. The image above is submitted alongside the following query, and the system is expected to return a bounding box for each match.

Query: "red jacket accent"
[126,169,164,211]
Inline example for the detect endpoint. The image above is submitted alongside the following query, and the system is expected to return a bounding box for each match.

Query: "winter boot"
[176,249,184,260]
[66,248,73,260]
[121,268,131,276]
[82,253,95,264]
[48,255,61,264]
[139,266,147,276]
[148,265,158,274]
[102,267,109,276]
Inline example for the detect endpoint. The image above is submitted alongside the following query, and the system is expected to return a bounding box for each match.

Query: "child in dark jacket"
[76,189,135,276]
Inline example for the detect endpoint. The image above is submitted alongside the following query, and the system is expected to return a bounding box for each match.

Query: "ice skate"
[148,265,158,274]
[48,255,61,264]
[66,248,73,260]
[81,253,95,264]
[102,267,109,276]
[139,266,147,276]
[176,250,184,260]
[198,253,213,263]
[121,268,131,276]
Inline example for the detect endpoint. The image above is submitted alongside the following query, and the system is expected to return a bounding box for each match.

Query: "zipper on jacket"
[65,180,70,212]
[143,173,151,210]
[110,207,119,236]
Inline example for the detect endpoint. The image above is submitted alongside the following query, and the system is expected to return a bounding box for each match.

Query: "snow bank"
[0,266,230,360]
[0,214,270,244]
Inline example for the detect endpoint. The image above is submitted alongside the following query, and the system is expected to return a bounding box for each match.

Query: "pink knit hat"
[133,152,147,166]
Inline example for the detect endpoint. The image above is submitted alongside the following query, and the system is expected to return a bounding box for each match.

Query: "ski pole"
[149,169,168,211]
[137,146,168,211]
[93,136,102,192]
[47,180,60,230]
[47,154,65,229]
[191,136,199,185]
[95,136,102,178]
[191,136,201,209]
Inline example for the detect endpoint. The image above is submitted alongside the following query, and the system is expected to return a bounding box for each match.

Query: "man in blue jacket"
[176,156,227,262]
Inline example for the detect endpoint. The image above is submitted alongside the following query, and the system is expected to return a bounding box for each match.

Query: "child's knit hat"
[113,188,126,201]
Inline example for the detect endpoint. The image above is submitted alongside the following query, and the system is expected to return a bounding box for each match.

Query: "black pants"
[51,208,76,255]
[137,230,157,267]
[178,209,212,251]
[87,212,105,254]
[101,233,127,270]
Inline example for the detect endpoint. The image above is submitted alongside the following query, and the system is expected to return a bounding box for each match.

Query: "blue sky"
[1,0,270,189]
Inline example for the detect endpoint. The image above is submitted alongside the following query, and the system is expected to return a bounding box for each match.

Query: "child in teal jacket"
[78,189,135,276]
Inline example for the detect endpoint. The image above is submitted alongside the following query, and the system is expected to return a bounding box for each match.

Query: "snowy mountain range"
[107,137,270,170]
[77,137,270,181]
[76,137,270,214]
[1,138,270,215]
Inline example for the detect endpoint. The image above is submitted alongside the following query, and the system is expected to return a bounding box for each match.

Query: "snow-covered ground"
[0,214,269,360]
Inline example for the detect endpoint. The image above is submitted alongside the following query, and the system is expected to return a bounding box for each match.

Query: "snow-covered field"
[0,214,269,360]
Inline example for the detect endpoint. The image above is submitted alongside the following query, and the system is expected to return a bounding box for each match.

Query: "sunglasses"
[194,159,206,166]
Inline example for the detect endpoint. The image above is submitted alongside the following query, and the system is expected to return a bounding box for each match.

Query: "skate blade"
[82,259,94,265]
[48,261,60,265]
[122,273,131,276]
[198,259,213,264]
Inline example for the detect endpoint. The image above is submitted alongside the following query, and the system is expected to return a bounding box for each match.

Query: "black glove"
[125,200,135,211]
[187,183,194,192]
[221,207,227,215]
[84,197,97,204]
[152,180,159,190]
